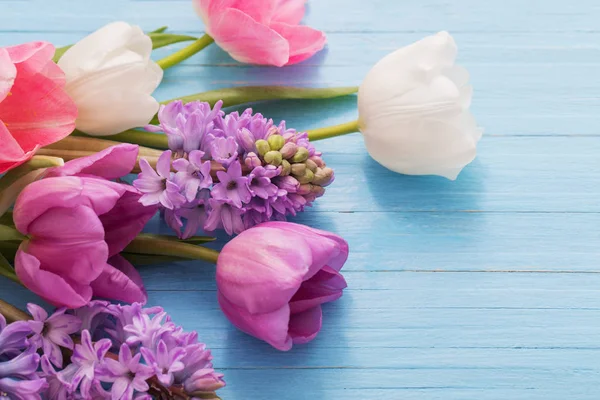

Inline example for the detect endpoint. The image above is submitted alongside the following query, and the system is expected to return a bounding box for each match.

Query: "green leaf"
[0,212,13,227]
[121,253,189,266]
[0,252,19,285]
[135,233,216,244]
[0,242,17,263]
[161,85,359,108]
[125,235,220,264]
[150,26,168,34]
[150,33,198,50]
[0,225,25,242]
[52,45,72,62]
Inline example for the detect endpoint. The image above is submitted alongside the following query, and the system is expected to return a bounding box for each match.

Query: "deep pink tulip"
[0,41,77,173]
[194,0,326,66]
[12,144,157,308]
[216,221,348,350]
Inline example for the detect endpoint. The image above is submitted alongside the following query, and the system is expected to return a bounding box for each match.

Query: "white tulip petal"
[58,21,162,136]
[358,31,482,180]
[75,91,160,136]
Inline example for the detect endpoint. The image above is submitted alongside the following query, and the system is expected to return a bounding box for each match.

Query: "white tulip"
[58,21,163,136]
[358,31,482,180]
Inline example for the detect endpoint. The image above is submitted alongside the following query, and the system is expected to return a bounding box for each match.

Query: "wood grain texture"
[2,1,599,399]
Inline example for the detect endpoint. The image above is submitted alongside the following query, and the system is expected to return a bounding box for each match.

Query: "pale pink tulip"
[13,144,157,308]
[194,0,326,66]
[216,221,348,350]
[0,42,77,173]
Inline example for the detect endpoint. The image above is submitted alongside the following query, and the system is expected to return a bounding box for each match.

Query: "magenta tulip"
[12,144,157,308]
[194,0,327,66]
[216,221,348,350]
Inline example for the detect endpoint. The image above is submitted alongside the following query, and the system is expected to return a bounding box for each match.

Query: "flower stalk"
[157,33,215,70]
[307,120,360,141]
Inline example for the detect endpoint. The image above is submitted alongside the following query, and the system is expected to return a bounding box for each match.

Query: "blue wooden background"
[3,0,600,399]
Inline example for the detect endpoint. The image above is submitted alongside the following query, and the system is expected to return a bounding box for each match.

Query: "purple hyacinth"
[27,304,81,368]
[172,150,213,202]
[0,348,47,400]
[134,151,185,210]
[96,344,154,399]
[0,314,35,357]
[138,101,334,237]
[64,330,111,397]
[211,161,251,208]
[140,340,185,386]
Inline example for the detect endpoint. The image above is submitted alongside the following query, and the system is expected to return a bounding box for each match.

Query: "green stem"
[0,224,25,241]
[157,34,215,70]
[72,129,168,150]
[125,236,220,264]
[0,299,30,323]
[0,156,64,192]
[307,120,360,141]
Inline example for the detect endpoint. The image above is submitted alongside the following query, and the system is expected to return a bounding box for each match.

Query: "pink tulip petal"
[209,8,290,66]
[24,205,108,283]
[218,291,293,351]
[0,121,37,174]
[15,248,92,308]
[217,226,313,314]
[0,48,16,102]
[91,256,147,304]
[272,0,306,25]
[0,42,76,153]
[289,266,347,314]
[262,221,349,271]
[288,305,322,345]
[99,188,157,256]
[270,22,326,65]
[14,177,126,234]
[196,0,278,25]
[44,144,139,180]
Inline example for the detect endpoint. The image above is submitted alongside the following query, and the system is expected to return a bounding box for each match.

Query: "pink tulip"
[216,221,348,350]
[12,144,157,308]
[194,0,326,66]
[0,41,77,173]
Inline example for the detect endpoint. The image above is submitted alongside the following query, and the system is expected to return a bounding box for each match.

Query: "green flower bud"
[297,169,314,184]
[264,150,282,166]
[267,135,285,151]
[291,163,306,176]
[291,147,309,163]
[255,140,270,157]
[280,159,291,176]
[305,159,318,172]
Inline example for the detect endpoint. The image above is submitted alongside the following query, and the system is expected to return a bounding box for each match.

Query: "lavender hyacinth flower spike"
[0,300,225,399]
[134,150,185,210]
[136,100,335,238]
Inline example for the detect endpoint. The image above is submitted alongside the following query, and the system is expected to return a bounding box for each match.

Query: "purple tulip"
[216,222,349,350]
[12,144,157,308]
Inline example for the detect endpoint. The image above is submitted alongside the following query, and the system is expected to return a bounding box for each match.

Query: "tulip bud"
[309,155,325,168]
[267,135,285,151]
[237,128,256,152]
[312,167,334,186]
[297,169,314,184]
[264,151,283,166]
[280,142,298,159]
[255,140,270,157]
[297,184,312,195]
[280,159,291,176]
[305,159,318,172]
[277,176,299,193]
[291,163,306,176]
[291,147,309,163]
[244,152,262,168]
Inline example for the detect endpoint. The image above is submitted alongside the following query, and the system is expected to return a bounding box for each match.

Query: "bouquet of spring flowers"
[0,0,484,398]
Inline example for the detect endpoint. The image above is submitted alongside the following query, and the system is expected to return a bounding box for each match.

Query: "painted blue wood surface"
[2,1,600,399]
